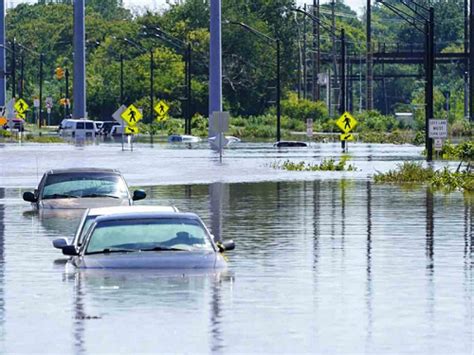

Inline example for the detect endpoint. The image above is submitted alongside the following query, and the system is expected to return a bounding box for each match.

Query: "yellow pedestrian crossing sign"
[125,126,139,135]
[336,111,357,133]
[340,133,355,141]
[121,104,142,126]
[154,100,169,117]
[17,112,26,119]
[156,115,168,123]
[15,98,29,114]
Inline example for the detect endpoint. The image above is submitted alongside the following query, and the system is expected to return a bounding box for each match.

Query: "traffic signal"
[55,67,64,80]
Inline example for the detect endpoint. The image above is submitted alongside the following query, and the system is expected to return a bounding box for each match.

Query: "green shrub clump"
[272,156,357,171]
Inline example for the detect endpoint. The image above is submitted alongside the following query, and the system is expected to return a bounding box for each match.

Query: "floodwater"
[0,142,472,353]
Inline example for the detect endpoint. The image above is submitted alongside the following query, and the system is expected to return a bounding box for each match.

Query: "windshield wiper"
[140,246,187,252]
[87,248,138,255]
[81,193,120,199]
[42,193,79,199]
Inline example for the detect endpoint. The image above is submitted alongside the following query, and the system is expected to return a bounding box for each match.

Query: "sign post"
[336,111,358,152]
[121,104,143,152]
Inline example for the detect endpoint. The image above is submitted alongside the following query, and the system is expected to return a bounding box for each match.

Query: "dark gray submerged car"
[23,168,146,209]
[62,212,235,269]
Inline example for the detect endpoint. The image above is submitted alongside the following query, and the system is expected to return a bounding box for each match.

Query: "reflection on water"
[0,181,472,353]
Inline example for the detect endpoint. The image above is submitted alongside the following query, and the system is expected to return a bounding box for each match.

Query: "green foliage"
[280,92,328,121]
[0,130,11,138]
[374,161,474,192]
[440,141,474,163]
[272,156,357,171]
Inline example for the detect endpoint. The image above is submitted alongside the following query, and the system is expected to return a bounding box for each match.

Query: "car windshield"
[42,173,129,199]
[85,218,213,254]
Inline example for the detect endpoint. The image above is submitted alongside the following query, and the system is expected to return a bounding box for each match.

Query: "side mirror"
[52,238,69,250]
[23,191,37,203]
[217,240,235,252]
[62,245,79,256]
[132,189,147,201]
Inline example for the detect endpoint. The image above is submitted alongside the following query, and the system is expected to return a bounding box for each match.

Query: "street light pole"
[426,8,434,161]
[150,49,154,125]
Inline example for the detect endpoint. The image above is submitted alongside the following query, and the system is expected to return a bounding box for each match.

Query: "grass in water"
[374,161,473,192]
[272,156,357,172]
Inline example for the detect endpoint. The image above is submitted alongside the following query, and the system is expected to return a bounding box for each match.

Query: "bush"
[281,92,328,121]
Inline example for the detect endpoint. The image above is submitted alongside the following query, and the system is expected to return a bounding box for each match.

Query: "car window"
[65,122,73,129]
[85,122,94,130]
[86,218,213,253]
[42,173,129,199]
[76,215,97,246]
[76,122,85,129]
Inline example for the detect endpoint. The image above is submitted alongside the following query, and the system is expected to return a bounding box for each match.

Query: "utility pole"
[186,43,192,134]
[366,0,373,110]
[73,0,86,119]
[302,4,306,99]
[331,0,339,111]
[0,0,5,106]
[19,53,24,98]
[150,49,154,124]
[464,0,468,118]
[313,0,320,101]
[11,39,15,98]
[426,8,434,161]
[470,0,474,121]
[65,68,69,118]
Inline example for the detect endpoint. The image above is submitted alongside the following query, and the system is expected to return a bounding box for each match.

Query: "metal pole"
[303,8,308,99]
[150,49,154,124]
[470,0,474,121]
[0,0,5,106]
[277,39,281,142]
[19,53,24,98]
[209,0,222,137]
[187,43,192,135]
[73,0,86,119]
[120,54,124,104]
[340,29,346,114]
[341,29,346,152]
[313,0,320,101]
[464,0,469,118]
[65,68,69,118]
[426,8,434,161]
[11,39,15,99]
[366,0,373,110]
[39,53,43,128]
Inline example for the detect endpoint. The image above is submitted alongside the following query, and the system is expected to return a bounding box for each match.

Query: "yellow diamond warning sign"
[340,133,355,141]
[125,126,139,135]
[121,104,142,126]
[154,100,169,117]
[336,111,358,133]
[15,98,29,114]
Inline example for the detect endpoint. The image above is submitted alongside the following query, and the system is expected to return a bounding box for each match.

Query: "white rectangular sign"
[306,119,313,137]
[210,112,230,133]
[434,138,443,151]
[429,119,448,138]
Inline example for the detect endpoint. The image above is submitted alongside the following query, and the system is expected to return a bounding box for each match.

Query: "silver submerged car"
[61,212,235,269]
[52,205,180,251]
[23,168,146,209]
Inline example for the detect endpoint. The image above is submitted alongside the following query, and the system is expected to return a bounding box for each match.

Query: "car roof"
[86,205,179,217]
[46,168,121,175]
[94,212,199,223]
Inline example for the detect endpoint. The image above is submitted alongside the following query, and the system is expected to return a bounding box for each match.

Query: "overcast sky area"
[7,0,366,16]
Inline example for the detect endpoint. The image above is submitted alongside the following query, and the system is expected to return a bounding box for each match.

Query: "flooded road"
[0,142,472,353]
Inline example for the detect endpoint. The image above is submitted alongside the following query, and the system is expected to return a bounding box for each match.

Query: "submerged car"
[23,168,146,209]
[52,205,180,251]
[61,211,235,269]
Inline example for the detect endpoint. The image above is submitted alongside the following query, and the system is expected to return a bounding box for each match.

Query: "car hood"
[39,197,130,209]
[73,251,227,269]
